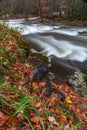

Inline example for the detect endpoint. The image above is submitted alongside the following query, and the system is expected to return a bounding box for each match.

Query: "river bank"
[1,15,87,26]
[2,17,87,80]
[0,23,87,130]
[30,17,87,26]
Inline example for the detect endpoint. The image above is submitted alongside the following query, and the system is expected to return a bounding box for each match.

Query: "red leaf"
[30,116,39,124]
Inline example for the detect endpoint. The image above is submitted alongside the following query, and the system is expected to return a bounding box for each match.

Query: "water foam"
[29,35,87,62]
[3,19,63,35]
[52,29,78,36]
[3,19,87,36]
[1,18,87,62]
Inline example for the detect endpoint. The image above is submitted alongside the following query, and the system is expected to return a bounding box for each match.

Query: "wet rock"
[67,72,86,86]
[30,52,48,65]
[25,48,30,58]
[45,76,53,97]
[45,76,65,101]
[79,31,87,36]
[28,58,40,66]
[30,65,49,81]
[67,72,87,95]
[53,88,65,101]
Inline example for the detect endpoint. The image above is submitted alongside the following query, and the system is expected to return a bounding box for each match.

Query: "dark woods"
[0,0,87,20]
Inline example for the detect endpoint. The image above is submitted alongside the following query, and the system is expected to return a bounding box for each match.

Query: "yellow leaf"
[65,99,72,104]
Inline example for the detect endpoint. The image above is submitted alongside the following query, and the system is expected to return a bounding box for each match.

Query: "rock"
[79,31,87,36]
[45,76,53,97]
[45,76,65,101]
[53,88,65,101]
[67,72,87,95]
[30,65,49,81]
[28,58,40,66]
[30,52,48,65]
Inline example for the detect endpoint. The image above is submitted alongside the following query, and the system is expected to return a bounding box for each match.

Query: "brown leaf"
[0,112,4,118]
[34,124,42,130]
[30,116,39,124]
[6,126,17,130]
[6,44,12,51]
[17,113,24,120]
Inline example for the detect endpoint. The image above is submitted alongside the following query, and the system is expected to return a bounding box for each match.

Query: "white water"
[1,18,87,62]
[29,36,87,62]
[4,19,61,35]
[4,18,87,35]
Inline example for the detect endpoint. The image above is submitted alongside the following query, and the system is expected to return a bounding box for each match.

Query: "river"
[3,18,87,80]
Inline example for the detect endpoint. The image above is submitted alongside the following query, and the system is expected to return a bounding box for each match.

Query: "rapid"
[3,18,87,79]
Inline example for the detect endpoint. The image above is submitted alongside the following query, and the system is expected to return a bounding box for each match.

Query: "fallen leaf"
[65,98,72,104]
[6,44,12,51]
[61,114,67,121]
[48,116,58,125]
[19,80,25,85]
[34,124,42,130]
[30,116,39,124]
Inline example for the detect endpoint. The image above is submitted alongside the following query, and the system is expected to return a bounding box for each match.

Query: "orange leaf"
[61,114,67,121]
[6,45,12,51]
[30,116,39,124]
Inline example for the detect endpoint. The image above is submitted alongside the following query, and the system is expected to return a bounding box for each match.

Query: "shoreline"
[1,16,87,26]
[39,18,87,26]
[0,23,87,129]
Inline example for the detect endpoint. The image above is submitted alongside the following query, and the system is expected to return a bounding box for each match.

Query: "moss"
[0,24,30,65]
[67,72,87,95]
[30,53,48,65]
[0,24,30,86]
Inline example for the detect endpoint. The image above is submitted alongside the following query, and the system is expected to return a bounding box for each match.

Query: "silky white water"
[2,18,87,62]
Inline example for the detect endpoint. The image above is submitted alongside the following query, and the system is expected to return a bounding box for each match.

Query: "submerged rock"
[67,72,87,95]
[79,31,87,36]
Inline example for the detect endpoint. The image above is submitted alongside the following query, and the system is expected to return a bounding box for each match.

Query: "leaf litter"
[0,24,87,130]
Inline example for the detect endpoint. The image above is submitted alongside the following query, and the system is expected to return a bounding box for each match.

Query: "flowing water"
[3,18,87,79]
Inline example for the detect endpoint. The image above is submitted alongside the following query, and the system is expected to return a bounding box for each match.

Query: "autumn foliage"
[0,24,87,130]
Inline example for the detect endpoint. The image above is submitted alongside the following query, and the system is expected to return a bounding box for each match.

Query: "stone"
[67,72,87,95]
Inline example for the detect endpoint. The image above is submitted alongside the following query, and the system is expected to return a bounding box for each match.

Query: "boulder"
[67,72,87,95]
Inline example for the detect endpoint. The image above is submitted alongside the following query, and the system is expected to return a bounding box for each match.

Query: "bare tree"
[0,0,87,20]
